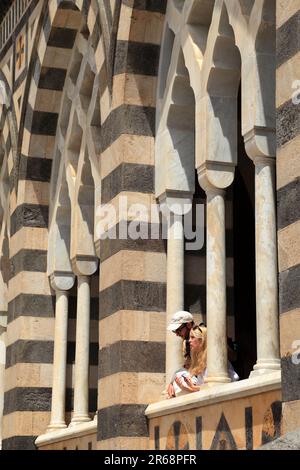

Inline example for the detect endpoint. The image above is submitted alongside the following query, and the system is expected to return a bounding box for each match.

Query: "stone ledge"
[35,418,97,447]
[145,371,281,419]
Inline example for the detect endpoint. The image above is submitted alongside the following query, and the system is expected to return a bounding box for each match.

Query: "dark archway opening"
[233,86,256,379]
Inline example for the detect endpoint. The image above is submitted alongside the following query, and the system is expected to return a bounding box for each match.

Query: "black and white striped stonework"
[276,5,300,429]
[96,0,168,449]
[2,0,100,450]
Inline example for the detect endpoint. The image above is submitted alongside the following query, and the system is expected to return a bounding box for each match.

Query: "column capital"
[244,127,276,161]
[71,255,98,277]
[158,191,193,216]
[50,271,75,292]
[197,162,234,194]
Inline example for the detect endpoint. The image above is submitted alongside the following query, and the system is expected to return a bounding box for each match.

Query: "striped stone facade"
[277,0,300,436]
[0,0,299,451]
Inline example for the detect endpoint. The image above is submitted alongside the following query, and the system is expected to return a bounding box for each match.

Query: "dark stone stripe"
[6,340,54,368]
[98,340,165,378]
[277,98,300,148]
[277,178,300,230]
[114,40,160,76]
[245,407,253,450]
[8,294,55,324]
[100,222,166,263]
[154,426,160,450]
[133,0,167,13]
[47,27,77,49]
[30,111,58,135]
[19,155,52,182]
[277,11,300,68]
[101,163,154,204]
[100,105,155,152]
[2,436,37,450]
[10,204,49,237]
[4,387,51,415]
[10,249,47,279]
[279,263,300,314]
[6,340,98,368]
[196,416,202,450]
[7,294,99,323]
[99,280,166,319]
[281,355,300,402]
[38,67,67,90]
[97,404,148,440]
[58,1,79,11]
[3,387,97,414]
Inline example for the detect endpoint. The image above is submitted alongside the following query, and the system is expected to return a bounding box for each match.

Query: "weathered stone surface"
[258,428,300,450]
[97,404,148,440]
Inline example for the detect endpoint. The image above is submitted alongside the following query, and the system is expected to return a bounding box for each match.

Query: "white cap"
[167,311,194,332]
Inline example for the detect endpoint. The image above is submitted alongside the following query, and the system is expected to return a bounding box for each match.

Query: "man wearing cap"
[166,311,195,398]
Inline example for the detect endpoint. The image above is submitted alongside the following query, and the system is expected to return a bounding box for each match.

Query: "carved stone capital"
[244,127,276,161]
[50,272,75,292]
[158,191,193,216]
[71,255,98,277]
[197,162,235,194]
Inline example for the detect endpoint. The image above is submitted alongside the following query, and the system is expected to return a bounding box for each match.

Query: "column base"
[69,415,91,427]
[47,423,67,433]
[250,359,281,377]
[204,375,231,385]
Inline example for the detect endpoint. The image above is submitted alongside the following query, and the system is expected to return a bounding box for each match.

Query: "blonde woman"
[173,325,239,395]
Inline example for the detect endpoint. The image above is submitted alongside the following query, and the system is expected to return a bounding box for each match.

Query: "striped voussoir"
[277,8,300,406]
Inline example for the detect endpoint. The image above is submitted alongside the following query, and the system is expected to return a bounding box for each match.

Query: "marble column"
[205,188,230,385]
[48,289,69,431]
[166,212,185,385]
[71,275,91,425]
[252,156,280,375]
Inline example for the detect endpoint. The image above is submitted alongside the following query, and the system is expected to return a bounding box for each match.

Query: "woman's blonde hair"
[189,325,207,376]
